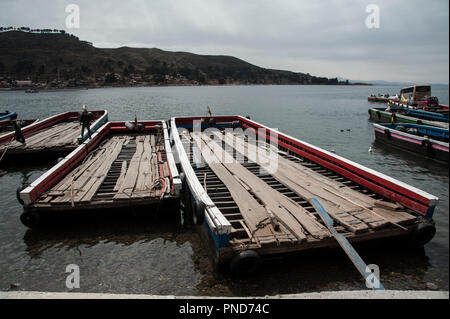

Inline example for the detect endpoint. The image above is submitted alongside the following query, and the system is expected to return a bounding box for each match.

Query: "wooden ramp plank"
[114,160,128,191]
[133,135,153,198]
[114,136,145,199]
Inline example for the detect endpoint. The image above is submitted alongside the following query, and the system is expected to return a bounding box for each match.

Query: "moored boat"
[368,107,449,129]
[368,94,398,103]
[18,120,182,228]
[0,111,18,122]
[172,115,439,273]
[0,110,108,160]
[388,100,449,116]
[373,123,449,163]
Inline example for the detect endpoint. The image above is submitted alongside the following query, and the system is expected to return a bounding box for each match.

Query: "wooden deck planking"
[114,136,145,199]
[196,133,330,240]
[46,137,121,203]
[52,136,125,203]
[217,131,371,233]
[78,137,127,202]
[219,132,410,232]
[150,135,160,197]
[133,135,153,198]
[34,132,171,207]
[113,161,128,192]
[1,121,80,151]
[191,134,304,243]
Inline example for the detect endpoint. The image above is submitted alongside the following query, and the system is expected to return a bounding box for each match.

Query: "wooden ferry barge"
[18,120,182,228]
[0,110,108,160]
[373,123,449,163]
[172,115,439,273]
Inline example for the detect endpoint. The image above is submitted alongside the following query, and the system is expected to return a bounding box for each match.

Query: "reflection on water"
[0,85,448,295]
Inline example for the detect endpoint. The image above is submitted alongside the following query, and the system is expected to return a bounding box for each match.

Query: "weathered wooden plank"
[78,136,126,202]
[114,136,145,199]
[50,138,120,203]
[113,160,128,192]
[133,135,152,198]
[371,207,417,225]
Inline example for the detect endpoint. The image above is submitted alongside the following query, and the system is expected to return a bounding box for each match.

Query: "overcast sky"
[1,0,448,83]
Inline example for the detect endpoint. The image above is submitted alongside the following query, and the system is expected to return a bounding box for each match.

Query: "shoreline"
[0,83,374,92]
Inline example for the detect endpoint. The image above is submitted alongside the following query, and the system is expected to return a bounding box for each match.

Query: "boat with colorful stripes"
[373,123,449,163]
[0,111,18,122]
[368,107,448,129]
[388,100,449,115]
[172,115,439,273]
[18,120,181,228]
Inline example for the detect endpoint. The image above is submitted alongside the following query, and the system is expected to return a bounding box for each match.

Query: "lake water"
[0,85,448,296]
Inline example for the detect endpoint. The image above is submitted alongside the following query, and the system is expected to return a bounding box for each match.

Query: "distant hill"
[0,30,342,86]
[337,77,448,87]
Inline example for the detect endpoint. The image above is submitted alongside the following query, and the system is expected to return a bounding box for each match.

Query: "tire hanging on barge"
[411,222,436,246]
[230,250,262,275]
[20,210,41,229]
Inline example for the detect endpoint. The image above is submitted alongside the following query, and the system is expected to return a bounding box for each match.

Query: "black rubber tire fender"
[20,210,41,229]
[230,250,262,275]
[411,222,436,246]
[384,128,391,140]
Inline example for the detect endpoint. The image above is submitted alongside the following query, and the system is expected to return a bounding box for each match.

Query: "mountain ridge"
[0,30,347,87]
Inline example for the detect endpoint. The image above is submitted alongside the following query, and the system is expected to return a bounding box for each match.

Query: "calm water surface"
[0,85,448,295]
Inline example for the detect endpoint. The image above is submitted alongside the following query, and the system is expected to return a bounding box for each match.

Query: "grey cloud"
[0,0,448,83]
